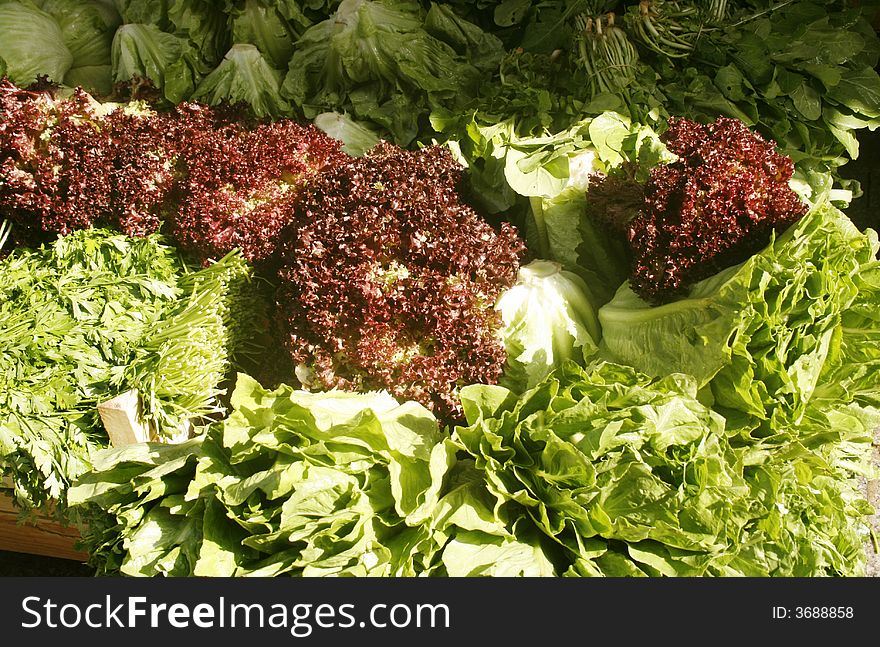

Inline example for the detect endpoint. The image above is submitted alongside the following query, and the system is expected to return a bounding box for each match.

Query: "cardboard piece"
[97,390,193,447]
[97,389,151,447]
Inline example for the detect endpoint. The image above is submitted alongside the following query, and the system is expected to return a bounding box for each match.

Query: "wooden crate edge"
[0,487,88,563]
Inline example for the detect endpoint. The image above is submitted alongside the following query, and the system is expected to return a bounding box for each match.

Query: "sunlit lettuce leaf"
[496,259,600,393]
[313,111,380,157]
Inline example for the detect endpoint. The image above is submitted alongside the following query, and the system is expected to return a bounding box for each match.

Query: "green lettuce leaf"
[192,43,289,117]
[423,2,504,74]
[599,200,878,426]
[166,0,230,73]
[313,111,380,157]
[428,460,561,576]
[0,2,73,84]
[64,65,113,95]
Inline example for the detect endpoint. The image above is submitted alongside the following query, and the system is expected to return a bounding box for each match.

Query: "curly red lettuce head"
[628,116,808,304]
[168,111,348,266]
[0,78,180,246]
[275,142,526,422]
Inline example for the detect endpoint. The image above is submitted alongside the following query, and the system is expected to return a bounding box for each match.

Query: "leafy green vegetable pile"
[70,373,457,576]
[67,202,880,577]
[0,81,525,423]
[0,229,262,514]
[431,0,880,211]
[466,200,880,576]
[72,371,568,576]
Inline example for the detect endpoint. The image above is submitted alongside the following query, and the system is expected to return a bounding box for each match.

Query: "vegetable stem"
[529,195,551,258]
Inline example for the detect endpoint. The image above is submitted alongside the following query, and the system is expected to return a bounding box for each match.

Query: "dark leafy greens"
[281,0,501,146]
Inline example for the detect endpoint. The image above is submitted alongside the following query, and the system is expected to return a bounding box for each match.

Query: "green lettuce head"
[34,0,121,94]
[453,361,748,576]
[192,43,289,117]
[41,0,121,67]
[496,259,601,393]
[0,2,73,85]
[111,23,186,93]
[453,358,876,576]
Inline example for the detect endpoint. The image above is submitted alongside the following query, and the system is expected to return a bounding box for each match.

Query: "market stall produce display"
[1,0,879,577]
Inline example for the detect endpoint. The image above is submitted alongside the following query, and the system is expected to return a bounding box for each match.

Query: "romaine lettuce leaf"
[71,373,456,576]
[192,43,289,117]
[166,0,230,74]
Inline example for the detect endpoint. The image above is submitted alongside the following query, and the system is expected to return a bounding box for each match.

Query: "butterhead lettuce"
[495,259,600,393]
